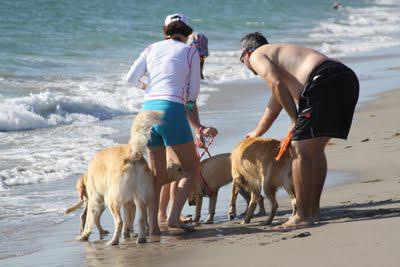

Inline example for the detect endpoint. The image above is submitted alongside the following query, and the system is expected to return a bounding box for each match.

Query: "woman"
[126,13,217,233]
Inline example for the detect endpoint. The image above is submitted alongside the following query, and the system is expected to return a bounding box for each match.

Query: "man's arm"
[248,95,283,137]
[250,53,298,124]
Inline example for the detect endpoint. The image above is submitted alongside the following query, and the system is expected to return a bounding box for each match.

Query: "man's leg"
[147,146,166,235]
[277,139,314,229]
[310,137,330,220]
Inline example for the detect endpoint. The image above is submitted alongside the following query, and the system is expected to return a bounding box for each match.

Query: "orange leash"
[275,131,293,161]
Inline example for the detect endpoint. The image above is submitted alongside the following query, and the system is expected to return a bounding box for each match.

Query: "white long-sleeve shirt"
[126,39,201,104]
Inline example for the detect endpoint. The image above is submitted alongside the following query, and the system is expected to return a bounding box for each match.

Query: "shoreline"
[2,46,400,264]
[2,85,400,266]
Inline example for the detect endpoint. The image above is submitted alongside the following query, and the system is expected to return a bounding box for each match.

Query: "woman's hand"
[199,126,218,138]
[139,82,147,90]
[196,126,218,147]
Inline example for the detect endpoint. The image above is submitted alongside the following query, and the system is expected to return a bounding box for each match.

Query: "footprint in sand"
[361,178,383,183]
[281,232,311,240]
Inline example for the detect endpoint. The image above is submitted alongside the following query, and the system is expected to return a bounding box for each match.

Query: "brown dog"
[168,153,266,224]
[229,137,296,225]
[72,111,161,245]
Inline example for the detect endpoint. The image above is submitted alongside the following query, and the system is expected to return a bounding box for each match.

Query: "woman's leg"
[158,183,170,223]
[166,147,180,209]
[167,141,201,229]
[147,146,166,235]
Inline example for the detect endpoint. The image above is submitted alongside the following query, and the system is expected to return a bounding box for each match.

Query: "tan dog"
[229,137,297,225]
[168,153,266,224]
[65,174,109,236]
[75,111,161,246]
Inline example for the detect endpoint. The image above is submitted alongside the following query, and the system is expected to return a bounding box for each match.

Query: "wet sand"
[2,78,400,266]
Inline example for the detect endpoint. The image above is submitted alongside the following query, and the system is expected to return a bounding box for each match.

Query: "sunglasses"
[239,50,246,63]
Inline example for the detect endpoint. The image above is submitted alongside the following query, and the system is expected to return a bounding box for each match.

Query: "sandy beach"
[3,1,400,266]
[2,76,400,266]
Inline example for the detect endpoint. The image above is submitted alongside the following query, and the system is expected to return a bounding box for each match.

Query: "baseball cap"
[164,13,188,26]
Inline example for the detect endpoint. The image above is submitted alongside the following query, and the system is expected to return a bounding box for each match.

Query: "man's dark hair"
[240,32,269,51]
[163,21,193,37]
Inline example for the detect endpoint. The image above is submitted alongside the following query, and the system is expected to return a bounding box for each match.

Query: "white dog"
[77,111,161,245]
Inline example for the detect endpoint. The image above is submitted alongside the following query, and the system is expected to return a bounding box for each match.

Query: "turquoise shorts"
[142,100,193,147]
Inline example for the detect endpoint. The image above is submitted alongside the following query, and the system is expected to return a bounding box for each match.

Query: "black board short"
[292,60,359,141]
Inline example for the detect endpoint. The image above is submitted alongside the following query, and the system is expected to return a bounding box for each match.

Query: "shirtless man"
[240,32,359,228]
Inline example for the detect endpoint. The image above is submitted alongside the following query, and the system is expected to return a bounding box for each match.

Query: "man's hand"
[246,129,260,139]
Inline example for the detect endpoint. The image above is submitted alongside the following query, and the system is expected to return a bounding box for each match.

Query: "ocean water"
[1,0,400,259]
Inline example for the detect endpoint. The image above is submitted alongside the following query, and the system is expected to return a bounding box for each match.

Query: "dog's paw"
[100,229,110,235]
[123,229,132,238]
[77,235,89,242]
[136,237,147,244]
[203,219,213,224]
[228,212,236,221]
[256,211,267,217]
[204,216,214,224]
[241,218,251,224]
[106,239,119,246]
[258,220,272,226]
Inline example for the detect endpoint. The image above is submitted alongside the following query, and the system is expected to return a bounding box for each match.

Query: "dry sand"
[80,87,400,267]
[2,84,399,267]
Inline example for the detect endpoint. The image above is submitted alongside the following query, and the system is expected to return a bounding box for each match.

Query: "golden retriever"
[167,153,266,224]
[229,137,296,225]
[72,111,161,245]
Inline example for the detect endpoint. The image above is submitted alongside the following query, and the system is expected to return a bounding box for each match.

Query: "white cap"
[164,13,188,26]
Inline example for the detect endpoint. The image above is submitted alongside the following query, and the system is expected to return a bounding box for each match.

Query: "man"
[240,32,359,229]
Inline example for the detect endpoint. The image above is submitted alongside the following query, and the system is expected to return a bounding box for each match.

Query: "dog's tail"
[129,110,163,159]
[64,200,84,215]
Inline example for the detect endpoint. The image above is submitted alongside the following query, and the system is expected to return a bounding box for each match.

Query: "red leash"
[195,136,216,197]
[196,136,215,160]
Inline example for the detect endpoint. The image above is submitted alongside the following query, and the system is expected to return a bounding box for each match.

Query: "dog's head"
[76,174,87,200]
[166,163,185,182]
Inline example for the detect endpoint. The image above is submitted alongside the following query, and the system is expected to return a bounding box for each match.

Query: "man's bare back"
[250,44,328,101]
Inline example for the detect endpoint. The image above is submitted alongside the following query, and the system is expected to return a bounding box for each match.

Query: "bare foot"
[149,227,161,236]
[274,215,314,230]
[167,219,196,233]
[158,214,168,224]
[180,214,193,223]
